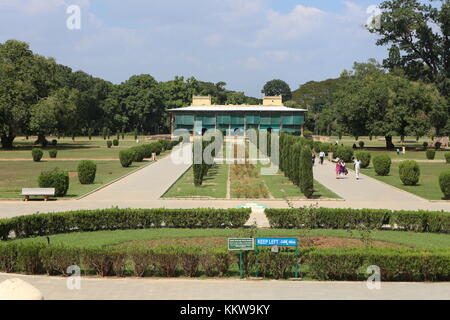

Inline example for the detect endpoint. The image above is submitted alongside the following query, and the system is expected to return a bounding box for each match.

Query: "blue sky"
[0,0,387,97]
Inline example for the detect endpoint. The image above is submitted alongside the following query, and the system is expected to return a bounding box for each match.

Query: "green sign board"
[228,238,255,251]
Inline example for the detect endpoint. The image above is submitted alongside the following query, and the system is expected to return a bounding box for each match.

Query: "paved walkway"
[0,274,448,300]
[81,143,192,202]
[313,161,427,203]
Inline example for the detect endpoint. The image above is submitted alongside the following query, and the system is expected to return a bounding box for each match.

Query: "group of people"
[313,150,362,180]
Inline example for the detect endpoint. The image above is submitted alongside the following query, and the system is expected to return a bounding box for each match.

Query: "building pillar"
[301,124,305,137]
[170,114,174,137]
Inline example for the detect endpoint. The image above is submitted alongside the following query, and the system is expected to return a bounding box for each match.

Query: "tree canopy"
[261,79,292,102]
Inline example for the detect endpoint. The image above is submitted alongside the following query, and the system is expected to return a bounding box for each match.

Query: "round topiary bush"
[426,149,436,160]
[77,160,97,185]
[48,149,58,159]
[423,141,428,149]
[32,148,43,162]
[113,139,119,147]
[51,139,58,146]
[335,146,353,162]
[445,152,450,164]
[399,160,420,186]
[131,146,146,162]
[107,140,113,148]
[354,151,371,168]
[372,154,391,176]
[152,142,163,155]
[358,141,365,148]
[439,170,450,199]
[119,150,134,168]
[435,141,442,150]
[38,168,69,197]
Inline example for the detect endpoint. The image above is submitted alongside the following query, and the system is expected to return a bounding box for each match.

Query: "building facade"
[169,96,307,137]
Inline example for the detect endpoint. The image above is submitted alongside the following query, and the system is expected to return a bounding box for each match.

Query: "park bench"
[21,188,55,201]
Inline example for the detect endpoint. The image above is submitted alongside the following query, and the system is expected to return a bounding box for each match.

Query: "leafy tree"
[300,146,314,198]
[261,79,292,102]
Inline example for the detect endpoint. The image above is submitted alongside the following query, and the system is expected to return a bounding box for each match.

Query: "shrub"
[82,247,114,277]
[107,140,112,148]
[300,146,314,198]
[313,141,321,153]
[129,246,154,277]
[32,148,43,162]
[113,139,119,146]
[335,146,353,162]
[17,243,45,274]
[320,143,332,154]
[179,247,201,277]
[372,154,391,176]
[48,149,58,159]
[445,153,450,164]
[39,245,80,275]
[159,139,172,151]
[423,141,428,148]
[354,151,371,168]
[77,160,97,184]
[399,160,420,186]
[51,139,57,146]
[119,150,134,168]
[439,170,450,199]
[435,141,442,150]
[426,149,436,160]
[0,243,18,272]
[131,146,146,162]
[38,168,69,197]
[153,246,179,277]
[358,141,365,148]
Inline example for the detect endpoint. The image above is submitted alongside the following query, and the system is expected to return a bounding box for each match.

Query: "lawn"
[12,228,450,249]
[0,160,152,199]
[163,164,228,198]
[261,172,340,199]
[362,162,449,200]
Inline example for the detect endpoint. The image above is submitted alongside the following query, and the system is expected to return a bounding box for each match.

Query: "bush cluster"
[265,207,450,233]
[354,151,371,168]
[335,146,354,162]
[77,160,97,185]
[439,170,450,200]
[399,160,420,186]
[119,150,134,168]
[32,148,43,162]
[426,149,436,160]
[119,140,180,168]
[113,139,119,147]
[0,208,252,240]
[372,154,391,176]
[37,168,69,197]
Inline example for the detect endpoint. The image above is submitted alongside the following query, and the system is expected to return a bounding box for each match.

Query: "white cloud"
[0,0,90,15]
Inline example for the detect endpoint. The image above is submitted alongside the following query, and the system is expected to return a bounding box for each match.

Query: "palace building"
[168,96,307,137]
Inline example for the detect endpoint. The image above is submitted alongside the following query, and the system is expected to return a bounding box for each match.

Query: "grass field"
[163,164,228,198]
[12,228,450,249]
[362,162,449,200]
[0,160,152,199]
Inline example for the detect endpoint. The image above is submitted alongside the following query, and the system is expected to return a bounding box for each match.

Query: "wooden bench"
[21,188,55,201]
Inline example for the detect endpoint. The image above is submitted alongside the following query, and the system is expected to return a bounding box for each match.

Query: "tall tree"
[261,79,292,102]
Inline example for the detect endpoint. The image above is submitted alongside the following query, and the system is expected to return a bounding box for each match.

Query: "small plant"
[358,141,365,148]
[107,140,112,148]
[131,146,146,162]
[435,141,442,150]
[372,154,391,176]
[48,149,58,159]
[445,152,450,164]
[426,149,436,160]
[119,150,134,168]
[38,168,69,197]
[423,141,428,149]
[399,160,420,186]
[77,160,97,185]
[439,170,450,199]
[113,139,119,147]
[51,139,57,146]
[32,148,43,162]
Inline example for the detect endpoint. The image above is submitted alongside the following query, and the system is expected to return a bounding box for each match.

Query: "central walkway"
[313,160,426,203]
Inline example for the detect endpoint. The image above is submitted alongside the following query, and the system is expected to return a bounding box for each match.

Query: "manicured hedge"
[265,208,450,233]
[307,247,450,281]
[398,160,420,186]
[0,208,252,240]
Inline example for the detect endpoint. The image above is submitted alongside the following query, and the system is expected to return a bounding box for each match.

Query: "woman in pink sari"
[336,161,341,179]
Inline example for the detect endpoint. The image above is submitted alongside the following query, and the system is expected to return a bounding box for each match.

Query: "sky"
[0,0,388,97]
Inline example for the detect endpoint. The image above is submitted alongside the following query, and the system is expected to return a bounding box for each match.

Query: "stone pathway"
[313,161,427,203]
[0,273,448,300]
[81,143,192,202]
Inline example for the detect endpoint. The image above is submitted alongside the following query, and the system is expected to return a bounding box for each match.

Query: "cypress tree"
[292,143,301,186]
[300,146,314,198]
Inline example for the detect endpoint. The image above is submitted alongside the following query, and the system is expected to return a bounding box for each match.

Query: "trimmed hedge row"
[265,208,450,233]
[307,247,450,281]
[1,243,448,281]
[0,208,252,240]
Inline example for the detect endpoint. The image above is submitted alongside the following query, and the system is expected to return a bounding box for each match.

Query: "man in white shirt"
[354,158,362,180]
[319,151,325,165]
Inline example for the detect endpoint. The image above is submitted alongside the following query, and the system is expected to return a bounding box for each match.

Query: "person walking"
[353,157,361,180]
[312,153,316,166]
[340,160,347,178]
[335,161,341,179]
[319,151,325,165]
